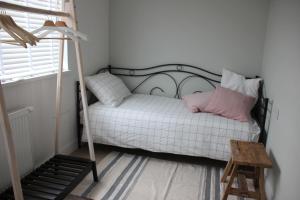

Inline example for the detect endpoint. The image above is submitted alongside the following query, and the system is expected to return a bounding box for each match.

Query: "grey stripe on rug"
[215,167,220,200]
[113,157,147,200]
[74,152,251,200]
[81,152,124,197]
[102,155,139,200]
[205,166,212,200]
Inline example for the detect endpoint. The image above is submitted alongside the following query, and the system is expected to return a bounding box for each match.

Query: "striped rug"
[72,152,253,200]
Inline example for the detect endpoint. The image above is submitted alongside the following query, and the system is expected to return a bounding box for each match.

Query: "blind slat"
[0,0,64,82]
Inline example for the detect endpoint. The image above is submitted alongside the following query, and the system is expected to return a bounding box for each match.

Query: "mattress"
[82,94,260,161]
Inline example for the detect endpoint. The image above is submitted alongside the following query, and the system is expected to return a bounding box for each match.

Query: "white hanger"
[31,20,87,41]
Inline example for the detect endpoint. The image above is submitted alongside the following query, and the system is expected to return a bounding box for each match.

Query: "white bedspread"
[82,94,260,161]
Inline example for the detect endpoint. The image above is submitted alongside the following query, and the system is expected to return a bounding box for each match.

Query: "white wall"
[110,0,270,76]
[261,0,300,199]
[69,0,109,76]
[0,0,109,190]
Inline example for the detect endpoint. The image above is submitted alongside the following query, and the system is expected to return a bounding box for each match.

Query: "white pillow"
[85,72,131,107]
[221,69,261,99]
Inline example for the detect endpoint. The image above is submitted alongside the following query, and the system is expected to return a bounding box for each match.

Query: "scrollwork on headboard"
[99,64,222,99]
[131,72,178,98]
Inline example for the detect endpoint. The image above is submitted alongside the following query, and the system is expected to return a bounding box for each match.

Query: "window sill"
[2,70,72,88]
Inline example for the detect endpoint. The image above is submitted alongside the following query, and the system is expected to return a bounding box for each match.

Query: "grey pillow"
[85,72,131,107]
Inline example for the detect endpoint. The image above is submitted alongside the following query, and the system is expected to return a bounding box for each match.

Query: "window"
[0,0,68,83]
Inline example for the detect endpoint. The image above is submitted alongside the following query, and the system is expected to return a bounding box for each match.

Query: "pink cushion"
[204,86,255,122]
[182,92,213,113]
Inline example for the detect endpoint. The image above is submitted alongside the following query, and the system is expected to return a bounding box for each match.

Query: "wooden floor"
[71,144,111,164]
[65,194,93,200]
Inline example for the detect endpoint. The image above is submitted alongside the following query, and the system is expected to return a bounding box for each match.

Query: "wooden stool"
[221,140,272,200]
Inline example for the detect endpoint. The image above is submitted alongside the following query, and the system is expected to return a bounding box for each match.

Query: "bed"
[76,64,269,161]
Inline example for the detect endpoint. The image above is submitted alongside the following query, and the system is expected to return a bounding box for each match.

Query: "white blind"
[0,0,66,83]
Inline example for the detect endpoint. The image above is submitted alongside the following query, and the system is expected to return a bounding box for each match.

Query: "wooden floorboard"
[65,194,92,200]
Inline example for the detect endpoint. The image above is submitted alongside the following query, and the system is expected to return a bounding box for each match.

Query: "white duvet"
[82,94,260,161]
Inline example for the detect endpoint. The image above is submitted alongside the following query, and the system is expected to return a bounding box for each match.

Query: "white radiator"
[0,106,34,191]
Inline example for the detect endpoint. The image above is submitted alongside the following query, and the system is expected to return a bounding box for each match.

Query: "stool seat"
[231,140,272,168]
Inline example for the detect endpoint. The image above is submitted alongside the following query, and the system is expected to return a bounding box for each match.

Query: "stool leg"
[254,167,259,188]
[222,164,238,200]
[259,168,266,200]
[221,158,233,182]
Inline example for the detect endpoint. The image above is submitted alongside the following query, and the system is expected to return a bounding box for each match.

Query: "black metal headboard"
[76,64,269,147]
